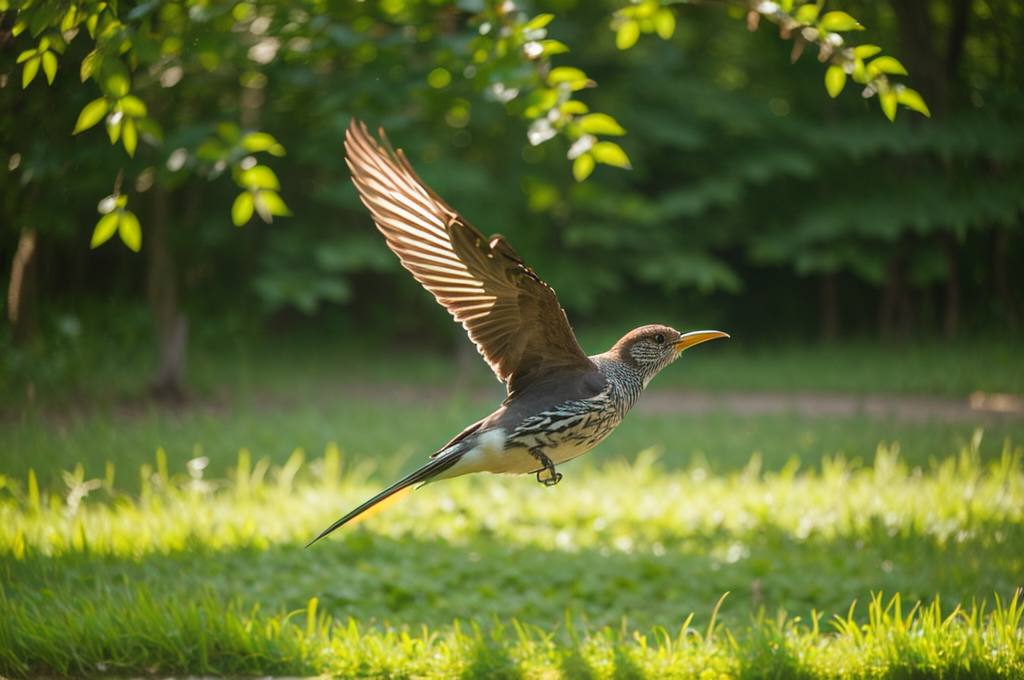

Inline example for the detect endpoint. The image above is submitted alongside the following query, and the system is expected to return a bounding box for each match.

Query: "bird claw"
[537,469,562,486]
[533,453,562,486]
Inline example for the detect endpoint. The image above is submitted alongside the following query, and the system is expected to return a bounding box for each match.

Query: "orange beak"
[673,330,729,352]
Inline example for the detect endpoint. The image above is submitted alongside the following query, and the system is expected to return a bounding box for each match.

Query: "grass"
[6,324,1023,412]
[2,332,1023,676]
[5,388,1023,495]
[2,434,1023,677]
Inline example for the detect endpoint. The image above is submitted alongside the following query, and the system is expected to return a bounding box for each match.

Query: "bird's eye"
[653,333,665,344]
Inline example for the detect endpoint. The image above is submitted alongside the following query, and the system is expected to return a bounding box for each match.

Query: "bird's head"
[611,324,729,384]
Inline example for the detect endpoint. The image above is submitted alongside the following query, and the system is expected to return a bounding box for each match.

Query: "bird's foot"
[537,468,562,486]
[531,450,562,486]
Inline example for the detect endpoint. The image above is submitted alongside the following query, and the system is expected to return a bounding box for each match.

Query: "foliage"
[1,0,1020,352]
[1,437,1023,676]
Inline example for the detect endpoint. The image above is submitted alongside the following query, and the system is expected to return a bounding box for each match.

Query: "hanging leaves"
[91,194,141,252]
[825,65,847,98]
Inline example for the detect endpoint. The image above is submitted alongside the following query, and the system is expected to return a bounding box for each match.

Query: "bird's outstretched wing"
[345,120,594,394]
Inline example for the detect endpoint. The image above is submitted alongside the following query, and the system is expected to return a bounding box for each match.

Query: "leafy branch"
[6,0,293,251]
[743,1,930,120]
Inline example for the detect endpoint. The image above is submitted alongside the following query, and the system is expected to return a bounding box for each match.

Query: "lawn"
[1,337,1023,677]
[2,438,1023,677]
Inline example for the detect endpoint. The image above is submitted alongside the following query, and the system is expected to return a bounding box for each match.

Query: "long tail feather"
[306,453,461,547]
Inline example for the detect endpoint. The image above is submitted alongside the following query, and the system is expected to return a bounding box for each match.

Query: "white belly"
[438,402,625,480]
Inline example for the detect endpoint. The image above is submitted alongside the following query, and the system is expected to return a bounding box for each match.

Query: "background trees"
[2,0,1021,399]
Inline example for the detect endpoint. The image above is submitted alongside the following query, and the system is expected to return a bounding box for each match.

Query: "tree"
[6,0,1015,403]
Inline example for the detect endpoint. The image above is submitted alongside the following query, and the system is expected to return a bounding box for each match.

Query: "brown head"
[606,324,729,385]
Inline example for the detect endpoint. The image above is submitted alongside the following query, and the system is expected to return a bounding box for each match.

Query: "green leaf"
[107,117,122,144]
[897,87,931,117]
[880,89,898,121]
[548,67,588,88]
[577,113,627,136]
[16,49,37,64]
[232,192,255,226]
[523,13,554,31]
[118,211,142,252]
[41,51,57,84]
[119,95,147,117]
[122,117,137,157]
[851,58,867,84]
[268,144,286,157]
[795,4,820,22]
[100,60,131,98]
[853,44,881,59]
[217,122,241,144]
[616,20,640,50]
[561,101,589,115]
[74,98,109,134]
[818,11,862,32]
[591,141,632,169]
[91,212,120,248]
[825,65,846,98]
[572,153,594,182]
[242,132,279,152]
[255,190,292,220]
[253,193,272,223]
[60,5,78,32]
[539,40,569,56]
[239,165,281,190]
[654,9,675,39]
[427,67,451,89]
[80,49,100,82]
[22,56,41,88]
[867,56,908,77]
[524,89,560,118]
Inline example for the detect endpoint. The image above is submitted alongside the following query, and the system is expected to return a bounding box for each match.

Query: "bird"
[307,120,728,546]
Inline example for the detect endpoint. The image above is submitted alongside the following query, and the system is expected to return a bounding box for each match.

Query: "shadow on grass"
[5,519,1022,634]
[462,637,524,680]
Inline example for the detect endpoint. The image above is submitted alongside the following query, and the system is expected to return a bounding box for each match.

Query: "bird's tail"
[305,452,462,547]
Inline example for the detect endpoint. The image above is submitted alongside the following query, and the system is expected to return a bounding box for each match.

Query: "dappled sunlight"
[3,433,1021,562]
[3,436,1023,675]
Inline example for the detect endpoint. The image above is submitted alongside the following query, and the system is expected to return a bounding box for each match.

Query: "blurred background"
[2,0,1022,487]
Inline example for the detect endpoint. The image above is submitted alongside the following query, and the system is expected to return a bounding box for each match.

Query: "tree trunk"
[992,226,1018,331]
[819,272,840,341]
[7,228,38,347]
[878,261,897,339]
[146,185,188,402]
[889,3,951,116]
[879,254,915,340]
[942,233,960,340]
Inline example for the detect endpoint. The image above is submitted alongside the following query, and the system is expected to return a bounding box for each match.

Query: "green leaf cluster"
[90,194,141,252]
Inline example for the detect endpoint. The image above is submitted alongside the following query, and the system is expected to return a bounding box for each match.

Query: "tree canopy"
[2,0,1021,395]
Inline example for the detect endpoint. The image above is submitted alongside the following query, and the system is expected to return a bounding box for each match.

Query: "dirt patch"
[5,382,1022,426]
[636,389,1024,423]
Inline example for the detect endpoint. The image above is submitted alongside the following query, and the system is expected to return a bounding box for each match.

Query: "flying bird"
[308,120,728,545]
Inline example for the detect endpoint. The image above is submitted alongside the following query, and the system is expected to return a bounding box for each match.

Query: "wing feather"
[345,120,594,392]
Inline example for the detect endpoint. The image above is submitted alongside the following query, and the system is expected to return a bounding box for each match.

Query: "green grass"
[5,389,1023,495]
[3,334,1023,676]
[2,435,1023,677]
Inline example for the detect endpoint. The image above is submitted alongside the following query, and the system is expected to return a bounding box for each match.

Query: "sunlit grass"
[1,584,1022,678]
[1,433,1023,676]
[3,433,1021,560]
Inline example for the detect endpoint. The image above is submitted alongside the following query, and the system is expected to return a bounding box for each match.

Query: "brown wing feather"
[345,120,593,393]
